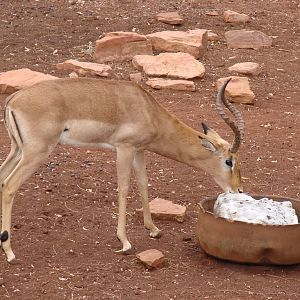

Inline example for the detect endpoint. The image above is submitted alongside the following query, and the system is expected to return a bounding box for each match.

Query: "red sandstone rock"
[0,68,57,94]
[147,29,208,59]
[136,197,187,222]
[225,30,272,50]
[217,76,255,104]
[136,249,166,269]
[57,59,112,77]
[146,78,195,91]
[132,52,205,80]
[228,62,261,76]
[224,10,250,23]
[156,12,184,25]
[93,32,153,63]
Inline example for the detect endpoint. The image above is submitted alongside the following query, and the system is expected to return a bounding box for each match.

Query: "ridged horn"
[216,78,245,153]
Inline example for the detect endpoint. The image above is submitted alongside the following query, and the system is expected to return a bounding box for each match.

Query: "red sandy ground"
[0,0,299,299]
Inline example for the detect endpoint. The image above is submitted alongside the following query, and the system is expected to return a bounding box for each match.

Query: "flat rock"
[136,197,186,222]
[217,76,255,104]
[57,59,112,77]
[0,68,57,94]
[133,52,205,79]
[146,78,195,91]
[147,29,208,59]
[224,10,250,23]
[136,249,166,269]
[129,72,143,83]
[225,30,273,49]
[205,10,219,16]
[228,62,261,76]
[93,32,153,63]
[207,31,220,41]
[156,12,184,25]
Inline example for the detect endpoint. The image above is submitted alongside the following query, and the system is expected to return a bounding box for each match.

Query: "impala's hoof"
[114,241,132,255]
[150,228,162,239]
[6,250,16,264]
[8,257,20,265]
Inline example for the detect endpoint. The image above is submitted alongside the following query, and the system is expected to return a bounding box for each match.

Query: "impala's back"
[6,78,163,149]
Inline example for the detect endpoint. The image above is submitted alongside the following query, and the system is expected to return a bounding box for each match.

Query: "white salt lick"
[214,193,298,225]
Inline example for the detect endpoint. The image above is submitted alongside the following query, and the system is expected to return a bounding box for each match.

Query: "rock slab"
[146,78,195,91]
[228,62,261,76]
[57,59,112,77]
[207,31,220,41]
[225,30,272,49]
[217,76,255,104]
[133,52,205,79]
[136,197,186,222]
[0,68,57,94]
[93,32,153,63]
[147,29,208,59]
[224,10,250,23]
[136,249,166,269]
[156,12,184,25]
[129,72,143,83]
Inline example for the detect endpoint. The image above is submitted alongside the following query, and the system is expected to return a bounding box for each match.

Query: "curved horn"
[216,78,245,153]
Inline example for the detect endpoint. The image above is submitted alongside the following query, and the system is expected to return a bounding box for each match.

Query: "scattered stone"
[228,62,261,76]
[129,72,143,83]
[146,78,196,91]
[93,32,153,63]
[156,12,184,25]
[136,197,186,222]
[133,52,205,80]
[182,235,192,242]
[69,71,79,78]
[217,76,255,104]
[224,10,250,23]
[225,30,273,50]
[57,59,112,77]
[0,68,58,94]
[136,249,166,269]
[0,277,4,286]
[147,29,208,59]
[207,31,220,41]
[205,10,219,16]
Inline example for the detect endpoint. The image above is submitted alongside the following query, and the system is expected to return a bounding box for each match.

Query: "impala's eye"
[225,159,233,168]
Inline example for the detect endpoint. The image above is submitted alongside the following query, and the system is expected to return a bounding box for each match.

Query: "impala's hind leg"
[132,151,161,238]
[1,146,52,262]
[0,138,21,224]
[0,140,20,181]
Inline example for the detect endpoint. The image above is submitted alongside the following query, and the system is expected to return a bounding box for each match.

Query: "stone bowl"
[197,195,300,265]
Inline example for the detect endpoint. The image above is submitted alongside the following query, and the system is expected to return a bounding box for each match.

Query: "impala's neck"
[147,114,211,168]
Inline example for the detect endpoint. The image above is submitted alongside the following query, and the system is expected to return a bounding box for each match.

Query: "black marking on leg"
[11,111,23,144]
[63,128,69,132]
[0,231,9,242]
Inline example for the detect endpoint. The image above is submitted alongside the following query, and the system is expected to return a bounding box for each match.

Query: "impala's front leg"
[115,146,135,254]
[133,151,161,238]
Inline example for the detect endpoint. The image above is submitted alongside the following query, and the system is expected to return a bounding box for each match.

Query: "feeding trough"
[197,195,300,265]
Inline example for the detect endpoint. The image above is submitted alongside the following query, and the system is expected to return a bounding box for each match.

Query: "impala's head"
[199,78,245,193]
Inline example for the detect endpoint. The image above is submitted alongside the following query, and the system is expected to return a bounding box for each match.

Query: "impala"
[0,77,244,262]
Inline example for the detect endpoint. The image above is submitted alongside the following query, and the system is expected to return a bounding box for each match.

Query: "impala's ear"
[198,136,217,152]
[201,122,222,140]
[202,122,209,135]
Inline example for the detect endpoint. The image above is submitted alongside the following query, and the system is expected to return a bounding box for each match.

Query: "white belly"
[59,119,117,149]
